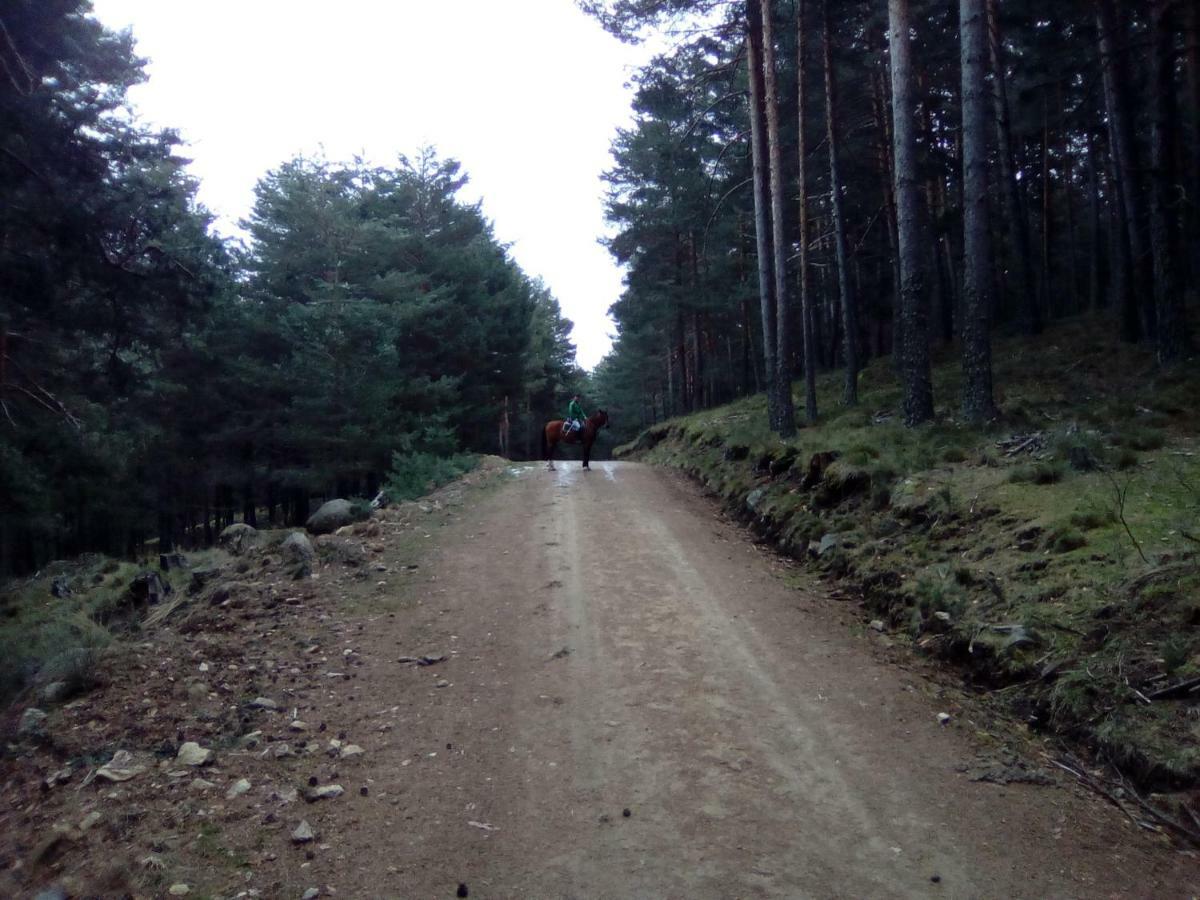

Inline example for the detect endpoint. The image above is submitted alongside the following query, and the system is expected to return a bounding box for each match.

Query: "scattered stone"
[282,532,316,577]
[270,743,295,759]
[250,697,279,711]
[869,620,886,633]
[44,767,73,789]
[188,566,223,594]
[339,744,365,759]
[37,686,69,710]
[457,884,469,898]
[34,887,69,900]
[226,778,252,799]
[292,820,315,843]
[168,883,190,895]
[816,533,842,557]
[218,522,259,555]
[931,875,942,884]
[933,611,952,623]
[305,784,344,802]
[175,742,212,766]
[936,713,952,726]
[97,749,146,782]
[237,731,264,749]
[359,786,368,796]
[435,679,450,688]
[271,786,300,804]
[622,808,631,818]
[79,810,103,833]
[19,707,48,737]
[190,778,215,791]
[289,720,309,732]
[302,889,321,900]
[417,653,446,666]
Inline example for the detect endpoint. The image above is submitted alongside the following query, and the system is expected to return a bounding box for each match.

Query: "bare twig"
[1101,469,1149,564]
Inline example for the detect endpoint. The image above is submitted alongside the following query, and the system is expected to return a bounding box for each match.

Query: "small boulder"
[218,523,259,555]
[175,742,212,767]
[306,499,369,536]
[51,576,72,599]
[18,707,47,739]
[226,778,252,799]
[304,784,344,802]
[38,681,70,705]
[281,532,316,578]
[249,697,279,711]
[97,749,146,782]
[292,820,315,843]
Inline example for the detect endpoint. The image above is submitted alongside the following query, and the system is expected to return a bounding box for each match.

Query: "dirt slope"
[4,461,1197,898]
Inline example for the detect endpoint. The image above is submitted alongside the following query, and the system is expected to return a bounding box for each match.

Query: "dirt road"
[299,461,1194,899]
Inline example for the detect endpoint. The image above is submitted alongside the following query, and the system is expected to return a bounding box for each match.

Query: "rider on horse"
[564,394,586,438]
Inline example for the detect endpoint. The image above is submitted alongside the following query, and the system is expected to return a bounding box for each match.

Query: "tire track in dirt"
[327,460,1197,899]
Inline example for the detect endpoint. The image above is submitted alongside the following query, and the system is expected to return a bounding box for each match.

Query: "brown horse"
[542,409,609,470]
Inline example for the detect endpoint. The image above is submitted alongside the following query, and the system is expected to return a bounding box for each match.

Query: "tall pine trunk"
[1148,0,1189,363]
[888,0,935,425]
[960,0,997,422]
[797,0,818,423]
[746,0,781,430]
[760,0,798,436]
[823,0,858,406]
[1097,0,1150,342]
[987,0,1040,334]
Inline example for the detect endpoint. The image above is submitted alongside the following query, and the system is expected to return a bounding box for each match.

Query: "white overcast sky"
[89,0,656,369]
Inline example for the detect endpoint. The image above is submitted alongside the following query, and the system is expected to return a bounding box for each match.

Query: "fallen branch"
[1146,676,1200,701]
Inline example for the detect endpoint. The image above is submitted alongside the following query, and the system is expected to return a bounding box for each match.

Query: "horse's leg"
[546,435,556,471]
[582,438,590,470]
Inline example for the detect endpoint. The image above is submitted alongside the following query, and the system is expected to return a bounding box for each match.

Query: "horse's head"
[596,409,609,429]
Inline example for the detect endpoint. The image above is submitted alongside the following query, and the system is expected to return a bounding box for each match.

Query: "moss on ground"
[617,313,1200,790]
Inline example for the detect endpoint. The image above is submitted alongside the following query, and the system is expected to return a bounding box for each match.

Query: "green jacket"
[567,398,586,421]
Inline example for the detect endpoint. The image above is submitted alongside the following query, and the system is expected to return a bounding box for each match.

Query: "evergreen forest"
[0,1,582,575]
[585,0,1198,444]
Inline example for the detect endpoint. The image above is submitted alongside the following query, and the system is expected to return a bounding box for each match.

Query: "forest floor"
[2,457,1197,898]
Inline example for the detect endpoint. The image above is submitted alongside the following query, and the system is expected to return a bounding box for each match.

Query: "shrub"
[1114,449,1139,470]
[1161,634,1191,675]
[385,452,479,502]
[1046,524,1087,553]
[1009,461,1066,485]
[1069,505,1116,531]
[1113,425,1166,452]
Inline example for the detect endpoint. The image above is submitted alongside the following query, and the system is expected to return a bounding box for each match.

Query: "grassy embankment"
[617,316,1200,790]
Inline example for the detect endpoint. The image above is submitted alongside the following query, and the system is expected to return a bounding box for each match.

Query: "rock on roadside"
[306,499,370,536]
[218,523,259,555]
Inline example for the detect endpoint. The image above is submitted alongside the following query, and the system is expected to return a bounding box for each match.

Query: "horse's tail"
[540,422,549,460]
